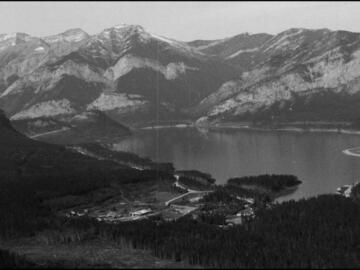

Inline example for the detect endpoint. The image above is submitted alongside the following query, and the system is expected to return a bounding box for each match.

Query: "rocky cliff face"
[195,28,360,124]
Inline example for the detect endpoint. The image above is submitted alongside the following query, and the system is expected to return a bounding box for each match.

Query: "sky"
[0,1,359,41]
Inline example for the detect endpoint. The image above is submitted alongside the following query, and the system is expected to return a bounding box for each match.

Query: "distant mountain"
[0,24,236,128]
[188,32,273,72]
[192,28,360,125]
[43,28,89,44]
[2,25,360,130]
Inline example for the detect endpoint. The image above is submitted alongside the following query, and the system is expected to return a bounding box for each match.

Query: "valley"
[2,15,360,268]
[0,109,308,268]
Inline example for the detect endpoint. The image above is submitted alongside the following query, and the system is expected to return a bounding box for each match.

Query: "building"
[236,208,254,218]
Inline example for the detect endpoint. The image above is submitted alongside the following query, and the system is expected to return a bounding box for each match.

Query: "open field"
[1,238,196,268]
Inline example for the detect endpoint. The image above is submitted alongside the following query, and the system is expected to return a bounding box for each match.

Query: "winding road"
[165,176,212,206]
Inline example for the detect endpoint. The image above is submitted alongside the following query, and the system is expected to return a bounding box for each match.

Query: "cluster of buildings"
[225,197,256,226]
[95,208,154,222]
[336,182,359,198]
[65,207,156,223]
[63,181,259,228]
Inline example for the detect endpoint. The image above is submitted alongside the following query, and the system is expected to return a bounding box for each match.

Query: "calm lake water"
[111,127,360,201]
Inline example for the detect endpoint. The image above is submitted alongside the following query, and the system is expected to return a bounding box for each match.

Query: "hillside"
[192,28,360,126]
[0,109,174,202]
[2,26,360,131]
[12,110,131,144]
[0,24,236,127]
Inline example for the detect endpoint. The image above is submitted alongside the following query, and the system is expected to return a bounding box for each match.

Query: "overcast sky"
[0,1,359,41]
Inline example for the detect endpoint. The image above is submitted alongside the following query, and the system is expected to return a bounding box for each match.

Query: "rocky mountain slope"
[188,32,272,72]
[12,110,130,144]
[0,24,236,128]
[193,28,360,125]
[1,25,360,130]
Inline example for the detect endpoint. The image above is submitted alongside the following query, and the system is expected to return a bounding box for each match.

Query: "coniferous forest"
[2,179,360,268]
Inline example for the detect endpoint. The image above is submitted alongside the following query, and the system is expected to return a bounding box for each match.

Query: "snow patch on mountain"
[10,99,75,120]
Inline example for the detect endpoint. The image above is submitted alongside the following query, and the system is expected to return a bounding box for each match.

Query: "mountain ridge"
[0,23,237,128]
[1,25,360,130]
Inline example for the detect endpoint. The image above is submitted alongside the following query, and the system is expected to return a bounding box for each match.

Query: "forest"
[0,249,37,268]
[65,195,360,268]
[351,182,360,200]
[228,174,302,192]
[2,193,360,268]
[176,170,216,184]
[178,176,214,191]
[71,143,175,172]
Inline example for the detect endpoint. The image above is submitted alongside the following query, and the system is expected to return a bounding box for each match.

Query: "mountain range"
[1,24,360,134]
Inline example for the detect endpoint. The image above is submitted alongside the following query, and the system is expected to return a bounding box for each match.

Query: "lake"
[111,127,360,201]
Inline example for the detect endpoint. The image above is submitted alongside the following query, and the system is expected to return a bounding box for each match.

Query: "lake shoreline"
[343,147,360,157]
[135,120,360,136]
[207,122,360,135]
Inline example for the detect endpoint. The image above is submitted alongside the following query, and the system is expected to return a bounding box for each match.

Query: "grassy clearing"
[1,237,197,268]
